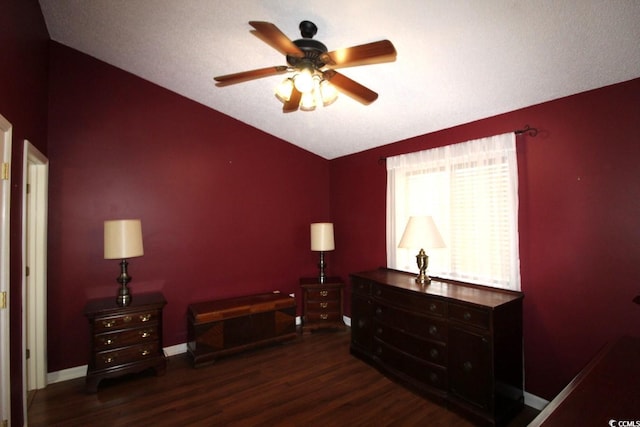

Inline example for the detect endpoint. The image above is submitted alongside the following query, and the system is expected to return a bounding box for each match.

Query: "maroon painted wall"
[0,1,49,424]
[329,78,640,399]
[46,43,331,372]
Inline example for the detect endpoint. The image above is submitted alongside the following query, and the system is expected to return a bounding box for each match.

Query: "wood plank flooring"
[28,329,538,426]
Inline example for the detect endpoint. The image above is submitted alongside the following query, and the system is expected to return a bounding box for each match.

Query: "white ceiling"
[38,1,640,160]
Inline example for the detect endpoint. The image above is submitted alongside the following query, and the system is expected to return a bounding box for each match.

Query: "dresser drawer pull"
[320,290,328,297]
[429,325,438,336]
[101,320,116,328]
[320,302,328,308]
[320,313,328,320]
[141,349,151,356]
[139,314,152,322]
[429,372,439,384]
[139,330,152,338]
[103,338,115,346]
[430,348,439,359]
[103,355,116,365]
[375,307,382,316]
[375,346,382,356]
[463,312,472,321]
[376,327,383,336]
[463,361,473,372]
[429,303,437,312]
[123,316,132,323]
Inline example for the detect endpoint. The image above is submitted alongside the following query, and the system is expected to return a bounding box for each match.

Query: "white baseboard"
[524,391,549,411]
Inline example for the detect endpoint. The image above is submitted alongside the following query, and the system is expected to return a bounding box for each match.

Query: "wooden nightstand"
[84,292,167,393]
[300,277,345,334]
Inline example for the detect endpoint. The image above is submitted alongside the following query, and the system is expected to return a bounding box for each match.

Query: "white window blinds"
[386,132,520,290]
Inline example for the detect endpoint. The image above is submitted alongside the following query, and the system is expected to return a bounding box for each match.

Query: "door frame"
[0,114,12,426]
[22,140,48,423]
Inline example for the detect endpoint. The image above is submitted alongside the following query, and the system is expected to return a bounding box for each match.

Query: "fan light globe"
[293,68,314,93]
[275,78,294,102]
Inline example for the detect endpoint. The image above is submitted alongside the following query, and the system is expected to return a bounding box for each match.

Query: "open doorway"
[22,140,48,421]
[0,114,13,426]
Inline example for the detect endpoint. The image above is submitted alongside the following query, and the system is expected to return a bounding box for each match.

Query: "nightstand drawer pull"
[103,338,115,346]
[139,330,152,338]
[463,361,473,372]
[320,290,328,297]
[429,303,437,312]
[103,355,115,364]
[429,325,438,336]
[320,302,328,308]
[123,316,132,322]
[320,313,328,320]
[141,349,151,356]
[463,312,471,321]
[139,314,152,322]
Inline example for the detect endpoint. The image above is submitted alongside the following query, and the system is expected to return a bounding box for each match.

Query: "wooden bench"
[187,292,297,367]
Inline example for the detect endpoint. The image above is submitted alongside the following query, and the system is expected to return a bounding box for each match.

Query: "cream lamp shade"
[104,219,144,259]
[310,222,335,251]
[398,216,445,285]
[398,216,445,250]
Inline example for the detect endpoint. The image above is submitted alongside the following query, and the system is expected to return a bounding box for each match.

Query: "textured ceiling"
[38,0,640,159]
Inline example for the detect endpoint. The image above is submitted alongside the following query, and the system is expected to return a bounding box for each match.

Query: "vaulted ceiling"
[38,1,640,159]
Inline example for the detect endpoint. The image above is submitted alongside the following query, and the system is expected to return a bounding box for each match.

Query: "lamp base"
[116,258,132,306]
[415,248,431,286]
[117,283,132,307]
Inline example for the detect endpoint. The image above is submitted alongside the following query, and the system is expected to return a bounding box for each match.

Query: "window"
[386,133,520,291]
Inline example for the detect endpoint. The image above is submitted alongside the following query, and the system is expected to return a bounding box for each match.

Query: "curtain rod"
[378,125,538,164]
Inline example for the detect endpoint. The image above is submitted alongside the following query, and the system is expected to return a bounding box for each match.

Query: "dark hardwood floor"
[28,329,538,426]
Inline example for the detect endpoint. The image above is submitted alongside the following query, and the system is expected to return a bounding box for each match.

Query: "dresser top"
[351,268,522,308]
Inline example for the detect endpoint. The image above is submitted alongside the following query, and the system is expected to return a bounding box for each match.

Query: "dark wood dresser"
[84,292,167,393]
[350,268,524,427]
[300,277,345,334]
[187,292,297,367]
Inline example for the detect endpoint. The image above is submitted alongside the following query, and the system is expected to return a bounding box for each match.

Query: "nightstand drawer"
[306,288,341,301]
[94,325,159,351]
[307,300,341,312]
[306,312,342,322]
[94,342,160,370]
[93,309,159,333]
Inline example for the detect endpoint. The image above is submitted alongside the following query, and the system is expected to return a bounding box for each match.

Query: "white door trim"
[22,140,48,424]
[0,114,12,426]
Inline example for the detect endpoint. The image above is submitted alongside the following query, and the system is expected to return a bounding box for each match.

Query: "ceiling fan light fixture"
[293,68,314,93]
[275,77,294,102]
[319,79,338,106]
[300,91,317,111]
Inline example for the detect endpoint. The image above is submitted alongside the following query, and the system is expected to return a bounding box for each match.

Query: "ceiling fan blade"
[249,21,304,57]
[323,70,378,104]
[323,40,397,68]
[214,66,288,86]
[282,87,302,113]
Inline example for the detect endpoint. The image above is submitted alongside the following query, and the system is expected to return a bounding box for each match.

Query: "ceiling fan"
[214,21,397,112]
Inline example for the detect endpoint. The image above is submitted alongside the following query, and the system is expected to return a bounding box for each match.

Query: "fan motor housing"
[287,21,328,70]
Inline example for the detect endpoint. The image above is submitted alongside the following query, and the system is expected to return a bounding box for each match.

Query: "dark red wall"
[0,1,49,425]
[46,43,331,372]
[330,78,640,399]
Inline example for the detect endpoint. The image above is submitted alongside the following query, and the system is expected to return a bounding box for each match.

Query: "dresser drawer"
[93,342,160,370]
[374,304,447,342]
[448,303,490,330]
[94,325,159,351]
[351,278,372,296]
[374,321,447,367]
[93,309,160,333]
[306,288,341,301]
[374,338,447,391]
[374,285,446,317]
